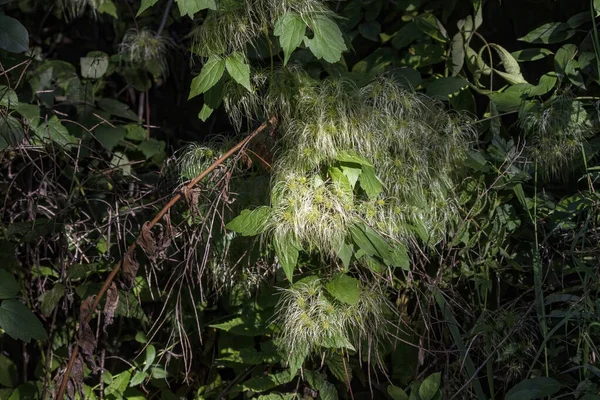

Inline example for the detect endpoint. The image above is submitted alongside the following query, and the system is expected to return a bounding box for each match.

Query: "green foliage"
[2,0,600,398]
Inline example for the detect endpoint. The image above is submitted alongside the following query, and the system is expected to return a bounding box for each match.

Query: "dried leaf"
[121,250,140,289]
[78,296,98,372]
[182,186,201,218]
[136,221,157,259]
[102,282,119,332]
[69,354,85,399]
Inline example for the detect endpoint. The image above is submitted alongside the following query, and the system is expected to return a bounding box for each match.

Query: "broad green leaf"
[419,372,441,400]
[325,274,360,305]
[80,51,109,79]
[98,98,139,121]
[391,244,410,270]
[0,299,48,342]
[0,85,18,108]
[106,370,131,395]
[110,151,132,176]
[0,115,24,149]
[505,377,561,400]
[335,242,353,270]
[358,165,383,199]
[188,56,226,99]
[242,370,295,393]
[33,116,77,147]
[137,0,158,16]
[0,354,18,387]
[328,166,353,194]
[129,370,147,387]
[565,58,585,89]
[225,52,252,92]
[0,14,29,53]
[426,77,468,100]
[528,73,557,97]
[226,207,272,236]
[304,15,347,63]
[94,125,126,152]
[198,104,213,121]
[518,23,575,44]
[340,163,361,188]
[449,31,464,76]
[336,150,373,166]
[359,21,381,42]
[392,22,422,50]
[489,84,531,112]
[38,283,65,317]
[98,0,118,18]
[274,13,306,65]
[0,270,19,299]
[15,103,40,127]
[143,344,156,372]
[512,48,553,62]
[554,44,577,75]
[274,234,299,282]
[479,44,526,84]
[387,385,409,400]
[349,222,391,263]
[138,138,165,160]
[566,11,591,29]
[176,0,217,18]
[415,13,448,43]
[124,124,146,141]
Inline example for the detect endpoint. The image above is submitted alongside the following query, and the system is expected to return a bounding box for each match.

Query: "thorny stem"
[55,117,277,399]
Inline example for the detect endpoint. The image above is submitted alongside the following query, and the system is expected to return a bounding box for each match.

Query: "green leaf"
[335,242,353,270]
[392,22,422,50]
[225,52,252,92]
[274,13,306,65]
[38,283,65,317]
[0,270,19,300]
[0,85,18,108]
[304,15,347,63]
[80,51,109,79]
[391,244,410,270]
[528,73,557,97]
[274,234,299,282]
[518,23,575,44]
[226,207,272,236]
[336,150,373,166]
[358,164,383,199]
[124,124,146,141]
[106,370,131,395]
[138,138,165,160]
[419,372,441,400]
[0,299,48,342]
[0,354,18,387]
[426,77,468,100]
[415,13,448,43]
[340,163,362,188]
[198,104,213,121]
[0,14,29,53]
[554,44,577,75]
[0,115,24,149]
[325,274,361,306]
[110,151,132,176]
[98,98,139,121]
[349,222,391,263]
[98,0,118,18]
[511,48,552,62]
[143,344,156,372]
[505,377,561,400]
[489,84,531,112]
[176,0,217,18]
[137,0,158,16]
[33,116,77,148]
[387,385,409,400]
[15,103,40,128]
[129,370,147,387]
[359,21,381,42]
[188,55,226,99]
[94,125,126,152]
[242,370,295,393]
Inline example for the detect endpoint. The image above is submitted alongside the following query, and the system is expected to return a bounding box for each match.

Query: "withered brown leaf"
[78,296,98,372]
[121,250,140,289]
[102,282,119,332]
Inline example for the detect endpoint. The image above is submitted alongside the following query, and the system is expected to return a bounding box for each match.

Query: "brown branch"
[55,117,276,399]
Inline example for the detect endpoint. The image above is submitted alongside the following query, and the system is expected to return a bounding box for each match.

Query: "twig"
[55,117,276,399]
[157,0,175,37]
